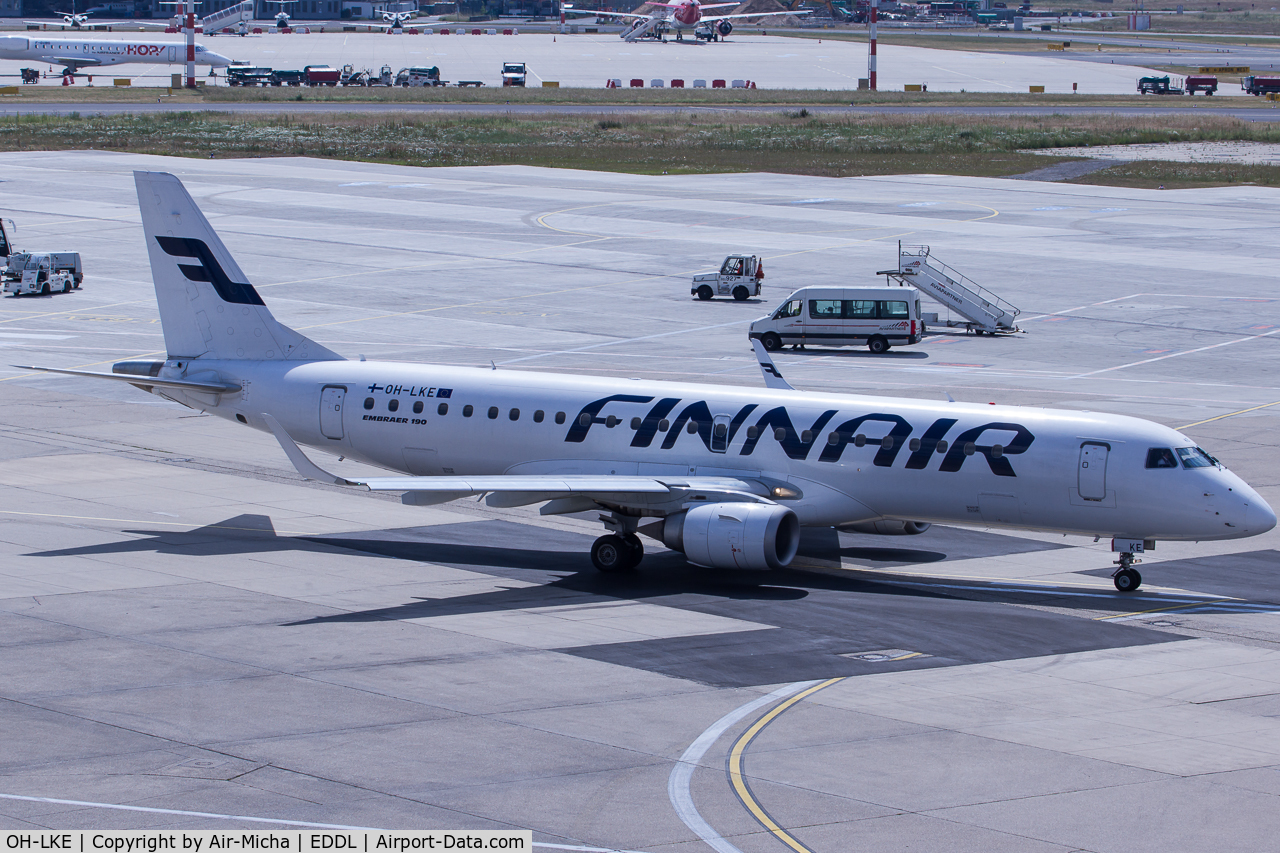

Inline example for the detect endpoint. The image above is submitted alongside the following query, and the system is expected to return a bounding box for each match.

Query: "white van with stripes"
[749,286,924,354]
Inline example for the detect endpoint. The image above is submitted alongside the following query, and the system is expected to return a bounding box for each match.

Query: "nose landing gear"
[1112,551,1142,592]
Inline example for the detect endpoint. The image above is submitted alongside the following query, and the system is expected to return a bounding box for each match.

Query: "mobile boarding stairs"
[879,244,1023,335]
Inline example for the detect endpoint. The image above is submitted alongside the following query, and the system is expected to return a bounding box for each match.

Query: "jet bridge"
[880,244,1022,335]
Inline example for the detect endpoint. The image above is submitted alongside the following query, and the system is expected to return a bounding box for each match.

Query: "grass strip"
[1,110,1277,187]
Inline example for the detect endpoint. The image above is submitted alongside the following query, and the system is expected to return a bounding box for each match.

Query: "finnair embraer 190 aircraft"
[0,35,232,75]
[23,173,1276,591]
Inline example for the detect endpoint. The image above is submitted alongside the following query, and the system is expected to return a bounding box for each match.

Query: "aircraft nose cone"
[1246,497,1278,535]
[208,52,233,67]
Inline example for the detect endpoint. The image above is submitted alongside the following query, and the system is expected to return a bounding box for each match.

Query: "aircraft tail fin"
[134,170,342,363]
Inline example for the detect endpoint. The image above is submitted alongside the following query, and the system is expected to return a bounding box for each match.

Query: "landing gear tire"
[591,534,636,573]
[696,285,714,301]
[761,332,782,352]
[1113,567,1142,592]
[732,285,750,301]
[868,336,889,354]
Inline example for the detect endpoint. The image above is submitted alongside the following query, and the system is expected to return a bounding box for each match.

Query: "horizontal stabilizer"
[14,364,240,393]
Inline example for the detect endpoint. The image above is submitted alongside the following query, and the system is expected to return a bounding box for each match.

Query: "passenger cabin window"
[437,403,448,415]
[878,301,909,320]
[555,412,566,424]
[388,399,399,412]
[488,407,499,420]
[534,410,544,423]
[363,397,374,410]
[413,401,423,414]
[463,405,474,417]
[846,300,877,319]
[774,300,802,320]
[809,300,842,318]
[1146,448,1178,469]
[1176,447,1216,469]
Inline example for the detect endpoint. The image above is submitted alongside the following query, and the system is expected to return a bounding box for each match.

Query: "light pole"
[184,0,196,89]
[868,0,878,91]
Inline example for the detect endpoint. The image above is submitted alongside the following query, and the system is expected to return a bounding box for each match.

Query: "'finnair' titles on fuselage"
[0,35,232,69]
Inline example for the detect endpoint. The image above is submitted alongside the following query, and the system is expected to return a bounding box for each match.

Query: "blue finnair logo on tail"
[155,236,265,306]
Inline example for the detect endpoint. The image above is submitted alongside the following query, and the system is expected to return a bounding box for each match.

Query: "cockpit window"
[1146,448,1178,469]
[1176,446,1217,469]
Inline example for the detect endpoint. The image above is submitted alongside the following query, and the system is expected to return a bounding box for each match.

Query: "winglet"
[751,339,794,391]
[262,413,360,487]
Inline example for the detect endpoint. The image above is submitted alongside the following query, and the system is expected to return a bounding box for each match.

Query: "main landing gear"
[591,512,644,573]
[1112,551,1142,592]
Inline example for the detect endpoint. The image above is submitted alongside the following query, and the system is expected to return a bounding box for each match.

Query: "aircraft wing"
[28,20,152,28]
[263,413,779,510]
[702,8,810,20]
[51,57,103,70]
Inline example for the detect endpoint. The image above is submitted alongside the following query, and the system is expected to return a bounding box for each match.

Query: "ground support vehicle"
[270,69,305,86]
[227,65,273,87]
[501,61,527,86]
[749,286,924,353]
[20,68,39,83]
[396,66,446,87]
[5,253,80,296]
[1242,75,1280,95]
[883,244,1020,335]
[1185,75,1217,95]
[1138,75,1182,94]
[1,220,83,295]
[303,65,340,87]
[692,255,764,301]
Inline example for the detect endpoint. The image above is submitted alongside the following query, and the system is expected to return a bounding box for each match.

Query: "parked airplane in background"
[601,0,809,42]
[0,34,232,75]
[25,7,148,30]
[364,10,422,32]
[19,173,1276,592]
[263,0,296,29]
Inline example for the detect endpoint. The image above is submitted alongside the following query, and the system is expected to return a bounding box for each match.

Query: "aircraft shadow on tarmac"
[28,513,1280,628]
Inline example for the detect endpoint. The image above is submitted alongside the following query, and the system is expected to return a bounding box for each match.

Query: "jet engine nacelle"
[840,519,932,536]
[662,502,799,570]
[717,20,733,36]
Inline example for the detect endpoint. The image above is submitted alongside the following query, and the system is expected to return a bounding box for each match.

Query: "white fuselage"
[0,35,232,68]
[158,358,1273,543]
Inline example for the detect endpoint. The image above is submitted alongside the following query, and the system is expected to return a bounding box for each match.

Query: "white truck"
[5,252,82,296]
[692,254,764,301]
